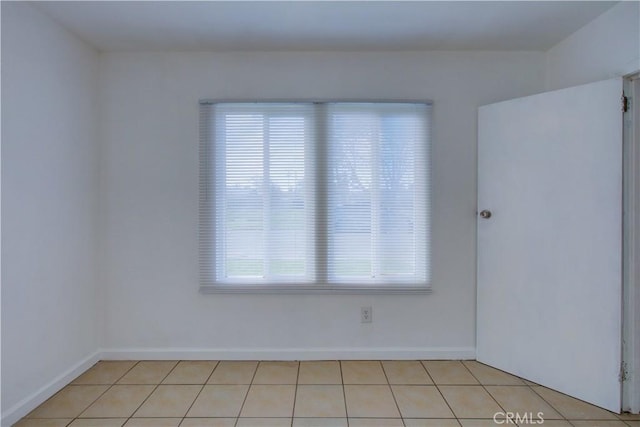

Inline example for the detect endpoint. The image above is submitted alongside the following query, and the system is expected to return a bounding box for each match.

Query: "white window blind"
[326,103,430,285]
[200,101,431,292]
[205,103,316,285]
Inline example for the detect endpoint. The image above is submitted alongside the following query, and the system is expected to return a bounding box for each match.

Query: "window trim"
[199,99,433,295]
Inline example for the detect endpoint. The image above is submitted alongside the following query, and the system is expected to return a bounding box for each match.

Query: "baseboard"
[99,346,477,361]
[1,351,101,427]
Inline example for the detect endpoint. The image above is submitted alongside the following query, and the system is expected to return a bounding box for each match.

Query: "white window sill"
[199,284,432,295]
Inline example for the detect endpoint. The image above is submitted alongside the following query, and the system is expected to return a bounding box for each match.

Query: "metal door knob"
[479,210,492,219]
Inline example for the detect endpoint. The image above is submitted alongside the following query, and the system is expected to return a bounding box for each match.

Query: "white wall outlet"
[361,306,372,323]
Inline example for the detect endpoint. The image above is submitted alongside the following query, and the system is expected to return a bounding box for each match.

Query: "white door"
[477,78,623,412]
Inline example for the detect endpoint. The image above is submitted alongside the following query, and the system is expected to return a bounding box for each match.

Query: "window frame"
[199,99,433,295]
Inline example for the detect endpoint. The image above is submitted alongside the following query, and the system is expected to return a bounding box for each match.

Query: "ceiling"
[34,1,618,52]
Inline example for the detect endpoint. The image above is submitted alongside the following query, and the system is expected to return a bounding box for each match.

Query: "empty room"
[2,1,640,426]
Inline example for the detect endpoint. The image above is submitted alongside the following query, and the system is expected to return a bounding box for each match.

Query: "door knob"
[479,210,492,219]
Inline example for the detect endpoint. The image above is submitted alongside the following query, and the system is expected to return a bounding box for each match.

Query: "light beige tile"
[117,361,178,384]
[162,361,218,384]
[343,385,400,418]
[253,361,299,384]
[294,385,346,418]
[382,361,432,385]
[124,419,181,427]
[79,385,155,418]
[240,385,296,418]
[459,421,511,427]
[421,361,478,385]
[179,419,236,427]
[292,418,348,427]
[72,361,138,385]
[527,422,572,427]
[486,385,562,419]
[187,385,249,417]
[462,361,525,385]
[133,384,202,417]
[439,385,503,419]
[391,385,454,418]
[347,419,404,427]
[68,419,127,426]
[459,422,571,427]
[236,419,291,427]
[27,385,109,418]
[404,420,461,427]
[625,422,640,427]
[298,361,342,384]
[341,361,387,384]
[532,386,619,420]
[570,422,629,426]
[13,420,73,427]
[207,361,258,384]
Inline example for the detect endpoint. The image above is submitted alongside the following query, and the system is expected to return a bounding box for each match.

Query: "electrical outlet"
[361,306,372,323]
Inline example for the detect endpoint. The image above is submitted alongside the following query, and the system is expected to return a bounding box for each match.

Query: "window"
[199,102,431,293]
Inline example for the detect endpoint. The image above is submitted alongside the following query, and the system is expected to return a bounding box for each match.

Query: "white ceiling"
[34,1,617,52]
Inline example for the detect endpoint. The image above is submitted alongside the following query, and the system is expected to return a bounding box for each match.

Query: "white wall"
[1,2,101,423]
[99,50,544,358]
[546,1,640,90]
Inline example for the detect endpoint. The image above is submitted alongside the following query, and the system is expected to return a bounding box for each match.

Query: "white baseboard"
[99,347,477,361]
[1,351,101,427]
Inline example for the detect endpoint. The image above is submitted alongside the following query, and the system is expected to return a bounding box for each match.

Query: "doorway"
[622,73,640,414]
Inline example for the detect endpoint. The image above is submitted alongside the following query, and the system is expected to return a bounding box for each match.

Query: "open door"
[477,78,623,412]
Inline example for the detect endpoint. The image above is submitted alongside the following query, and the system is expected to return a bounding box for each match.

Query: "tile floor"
[15,360,640,427]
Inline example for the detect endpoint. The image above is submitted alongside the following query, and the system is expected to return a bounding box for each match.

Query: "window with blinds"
[200,101,431,292]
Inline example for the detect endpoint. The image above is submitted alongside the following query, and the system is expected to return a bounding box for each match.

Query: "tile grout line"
[67,360,142,426]
[417,360,436,386]
[339,361,350,427]
[290,361,300,427]
[380,361,406,426]
[528,380,574,425]
[121,360,179,425]
[176,361,218,424]
[25,362,105,423]
[528,382,573,424]
[420,360,461,426]
[460,360,511,421]
[161,359,206,424]
[116,360,143,427]
[176,359,222,426]
[178,359,221,426]
[63,386,112,426]
[234,361,260,427]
